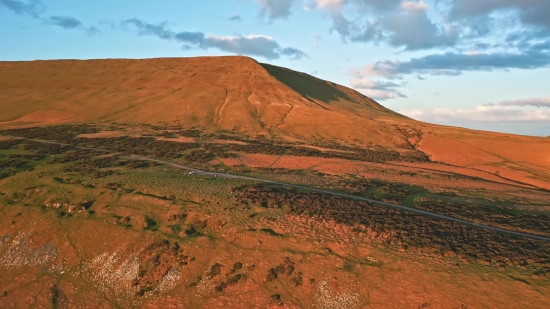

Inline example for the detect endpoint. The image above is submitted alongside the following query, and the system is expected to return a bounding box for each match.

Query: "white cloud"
[400,0,429,12]
[123,18,307,60]
[308,0,350,37]
[357,88,402,100]
[257,0,295,20]
[399,108,425,118]
[315,0,344,10]
[399,105,550,122]
[349,77,406,100]
[496,96,550,107]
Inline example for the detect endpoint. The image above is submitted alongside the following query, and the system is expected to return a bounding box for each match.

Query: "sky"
[1,0,550,136]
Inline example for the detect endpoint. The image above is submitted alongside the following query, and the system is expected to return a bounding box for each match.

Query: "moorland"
[0,57,549,308]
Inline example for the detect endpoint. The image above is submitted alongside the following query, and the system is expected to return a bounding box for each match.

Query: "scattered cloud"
[356,50,550,79]
[312,0,351,38]
[204,35,278,59]
[298,0,550,53]
[228,14,242,22]
[399,108,425,118]
[0,0,44,17]
[449,0,550,31]
[122,18,307,60]
[257,0,295,21]
[48,16,99,34]
[492,96,550,108]
[313,34,322,48]
[374,1,459,50]
[49,15,81,29]
[308,0,461,50]
[399,105,550,122]
[532,40,550,51]
[123,18,174,39]
[1,0,97,34]
[349,76,406,100]
[280,46,308,59]
[174,31,206,45]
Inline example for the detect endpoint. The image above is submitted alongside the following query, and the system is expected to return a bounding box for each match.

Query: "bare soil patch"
[78,131,128,138]
[210,139,248,145]
[156,136,196,143]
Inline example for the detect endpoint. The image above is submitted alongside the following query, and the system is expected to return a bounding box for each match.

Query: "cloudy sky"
[1,0,550,136]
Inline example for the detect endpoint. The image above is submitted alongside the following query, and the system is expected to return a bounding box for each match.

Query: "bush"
[233,185,550,268]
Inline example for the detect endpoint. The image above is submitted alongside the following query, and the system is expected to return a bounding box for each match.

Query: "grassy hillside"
[1,56,550,188]
[0,56,408,146]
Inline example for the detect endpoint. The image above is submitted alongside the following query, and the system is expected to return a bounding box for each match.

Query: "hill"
[1,56,550,308]
[0,56,406,146]
[1,56,549,188]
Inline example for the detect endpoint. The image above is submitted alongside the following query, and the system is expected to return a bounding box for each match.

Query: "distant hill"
[1,56,549,187]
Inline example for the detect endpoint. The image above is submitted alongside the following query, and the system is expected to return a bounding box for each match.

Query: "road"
[125,155,550,242]
[6,136,550,242]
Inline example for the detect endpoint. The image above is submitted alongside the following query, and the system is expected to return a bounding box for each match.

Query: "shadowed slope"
[261,63,407,120]
[261,63,385,109]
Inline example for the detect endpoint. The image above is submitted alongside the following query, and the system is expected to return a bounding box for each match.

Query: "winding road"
[124,155,550,242]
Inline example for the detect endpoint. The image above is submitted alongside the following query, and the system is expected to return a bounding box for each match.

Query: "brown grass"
[271,156,348,170]
[396,162,534,188]
[218,158,243,166]
[219,154,549,203]
[240,154,281,167]
[417,131,550,189]
[1,55,549,191]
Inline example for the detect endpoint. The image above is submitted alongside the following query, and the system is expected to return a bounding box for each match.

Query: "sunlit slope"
[0,56,412,147]
[415,126,550,189]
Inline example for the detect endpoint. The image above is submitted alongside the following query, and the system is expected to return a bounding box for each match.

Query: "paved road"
[7,136,550,242]
[125,155,550,242]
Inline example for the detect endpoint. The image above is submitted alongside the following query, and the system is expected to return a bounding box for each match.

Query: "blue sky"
[1,0,550,136]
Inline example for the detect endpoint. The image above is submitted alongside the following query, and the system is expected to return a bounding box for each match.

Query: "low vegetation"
[1,124,549,308]
[233,185,550,270]
[2,125,429,163]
